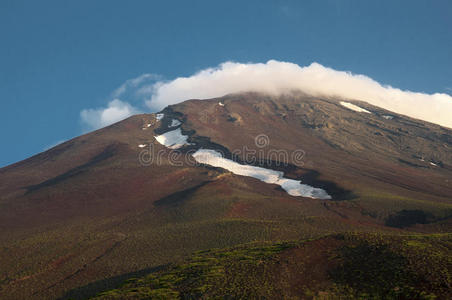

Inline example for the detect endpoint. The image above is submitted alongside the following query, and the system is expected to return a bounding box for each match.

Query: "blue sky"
[1,0,451,167]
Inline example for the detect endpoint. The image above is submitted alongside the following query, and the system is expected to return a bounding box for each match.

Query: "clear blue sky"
[1,0,451,167]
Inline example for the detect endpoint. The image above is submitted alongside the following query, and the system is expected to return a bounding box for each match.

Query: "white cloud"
[142,60,452,129]
[79,74,160,131]
[81,60,452,131]
[111,73,159,98]
[80,99,140,130]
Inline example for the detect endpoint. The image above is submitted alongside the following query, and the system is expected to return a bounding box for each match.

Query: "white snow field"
[154,128,191,149]
[192,149,331,199]
[170,119,182,127]
[340,101,371,114]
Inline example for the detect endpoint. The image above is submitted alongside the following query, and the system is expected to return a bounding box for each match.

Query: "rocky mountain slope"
[0,93,451,299]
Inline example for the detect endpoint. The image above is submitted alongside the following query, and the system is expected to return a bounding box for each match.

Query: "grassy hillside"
[88,233,451,299]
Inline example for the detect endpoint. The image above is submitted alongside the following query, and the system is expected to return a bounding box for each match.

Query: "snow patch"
[430,162,438,166]
[156,113,164,121]
[155,128,191,149]
[192,149,331,199]
[138,144,147,148]
[142,123,152,130]
[340,102,371,114]
[382,115,394,120]
[169,119,182,127]
[218,102,225,106]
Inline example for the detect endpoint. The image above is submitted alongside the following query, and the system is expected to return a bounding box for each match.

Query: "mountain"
[0,93,451,299]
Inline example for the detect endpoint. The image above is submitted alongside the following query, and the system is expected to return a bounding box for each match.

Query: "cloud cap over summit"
[144,60,452,129]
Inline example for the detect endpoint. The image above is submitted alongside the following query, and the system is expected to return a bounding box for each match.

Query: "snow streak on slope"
[192,149,331,199]
[340,102,371,113]
[154,128,190,149]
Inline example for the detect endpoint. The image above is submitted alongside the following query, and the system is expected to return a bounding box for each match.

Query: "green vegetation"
[91,233,451,299]
[92,242,295,299]
[330,233,451,299]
